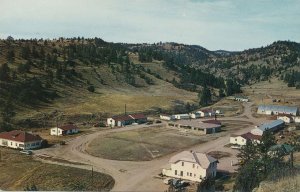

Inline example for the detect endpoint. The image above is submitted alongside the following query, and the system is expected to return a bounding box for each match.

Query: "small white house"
[197,109,215,117]
[234,95,249,102]
[174,114,190,120]
[50,124,79,136]
[277,115,293,123]
[294,117,300,123]
[162,151,218,182]
[0,130,43,150]
[160,114,175,121]
[230,132,261,146]
[190,112,201,119]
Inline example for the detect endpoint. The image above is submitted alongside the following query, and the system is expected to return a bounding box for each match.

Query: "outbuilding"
[230,132,261,146]
[50,124,79,136]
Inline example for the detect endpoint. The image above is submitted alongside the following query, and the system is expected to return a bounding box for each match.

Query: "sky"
[0,0,299,51]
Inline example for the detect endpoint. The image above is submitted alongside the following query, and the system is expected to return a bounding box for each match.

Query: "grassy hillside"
[0,37,299,129]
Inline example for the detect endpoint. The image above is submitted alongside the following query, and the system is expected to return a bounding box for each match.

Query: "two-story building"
[162,151,218,182]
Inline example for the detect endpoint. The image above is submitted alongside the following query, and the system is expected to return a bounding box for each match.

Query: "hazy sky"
[0,0,299,51]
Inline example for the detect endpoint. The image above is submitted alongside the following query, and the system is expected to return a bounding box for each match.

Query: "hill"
[0,37,299,129]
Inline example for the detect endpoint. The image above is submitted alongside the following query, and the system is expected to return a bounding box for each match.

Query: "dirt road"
[35,102,267,191]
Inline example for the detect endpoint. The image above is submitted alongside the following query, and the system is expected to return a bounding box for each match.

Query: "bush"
[87,85,95,92]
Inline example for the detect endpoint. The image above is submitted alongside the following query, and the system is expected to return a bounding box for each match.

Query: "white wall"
[294,117,300,123]
[50,127,63,136]
[160,115,171,120]
[0,138,41,150]
[162,160,217,182]
[277,116,292,123]
[230,136,247,146]
[107,118,115,127]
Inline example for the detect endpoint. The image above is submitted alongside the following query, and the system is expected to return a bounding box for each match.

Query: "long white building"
[162,151,218,182]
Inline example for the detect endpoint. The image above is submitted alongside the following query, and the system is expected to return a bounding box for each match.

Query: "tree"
[0,63,10,81]
[6,50,15,63]
[198,86,211,106]
[87,85,95,92]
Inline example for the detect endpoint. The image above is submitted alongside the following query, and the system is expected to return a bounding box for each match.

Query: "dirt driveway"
[34,102,268,191]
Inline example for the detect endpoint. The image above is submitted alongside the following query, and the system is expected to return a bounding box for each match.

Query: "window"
[175,170,177,175]
[15,143,17,146]
[187,172,189,176]
[190,173,192,177]
[194,174,196,178]
[193,164,195,168]
[180,171,183,176]
[235,138,237,141]
[181,162,184,166]
[11,142,12,145]
[52,129,55,132]
[19,144,24,147]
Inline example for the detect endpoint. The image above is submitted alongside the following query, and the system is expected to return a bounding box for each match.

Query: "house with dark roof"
[50,124,79,136]
[0,130,43,150]
[230,132,262,146]
[162,151,218,182]
[107,113,147,127]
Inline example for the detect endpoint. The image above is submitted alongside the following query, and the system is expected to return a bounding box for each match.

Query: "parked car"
[20,150,32,155]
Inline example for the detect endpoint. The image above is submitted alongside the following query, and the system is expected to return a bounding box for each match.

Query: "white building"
[107,113,147,127]
[50,124,79,136]
[257,105,298,116]
[277,114,293,123]
[160,114,175,121]
[294,117,300,123]
[174,114,190,120]
[190,112,201,119]
[0,130,43,150]
[162,151,218,182]
[251,120,285,136]
[234,95,249,102]
[230,132,262,146]
[197,109,215,117]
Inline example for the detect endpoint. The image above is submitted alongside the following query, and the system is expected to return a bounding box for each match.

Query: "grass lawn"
[86,127,205,161]
[0,148,114,191]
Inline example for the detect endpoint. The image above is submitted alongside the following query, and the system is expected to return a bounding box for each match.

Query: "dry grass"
[0,148,114,191]
[207,151,232,159]
[86,126,205,161]
[206,98,244,117]
[254,174,300,192]
[243,78,300,107]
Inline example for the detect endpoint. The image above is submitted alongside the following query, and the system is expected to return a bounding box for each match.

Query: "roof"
[269,144,294,154]
[258,105,298,114]
[241,132,262,141]
[258,120,285,131]
[129,113,146,119]
[0,130,43,143]
[175,119,221,129]
[234,95,248,99]
[200,109,215,113]
[112,113,146,121]
[277,114,293,119]
[112,114,133,121]
[202,119,222,125]
[175,114,190,117]
[58,124,79,131]
[169,151,217,169]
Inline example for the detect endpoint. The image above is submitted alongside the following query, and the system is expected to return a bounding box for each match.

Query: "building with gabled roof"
[0,130,43,150]
[107,113,147,127]
[277,114,293,123]
[50,124,79,136]
[230,132,262,146]
[251,120,285,136]
[162,151,218,182]
[257,105,298,116]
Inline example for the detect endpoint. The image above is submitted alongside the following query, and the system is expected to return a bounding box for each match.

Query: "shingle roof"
[258,105,298,114]
[169,151,217,169]
[0,130,43,143]
[58,124,79,131]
